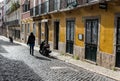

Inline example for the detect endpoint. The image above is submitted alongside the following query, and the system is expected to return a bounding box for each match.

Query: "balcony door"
[54,21,59,50]
[66,19,75,54]
[85,19,99,62]
[45,22,49,44]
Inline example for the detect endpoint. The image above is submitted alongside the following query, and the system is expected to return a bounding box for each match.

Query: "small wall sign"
[78,34,83,40]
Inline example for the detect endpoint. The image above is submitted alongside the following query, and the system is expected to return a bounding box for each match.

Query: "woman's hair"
[30,32,34,36]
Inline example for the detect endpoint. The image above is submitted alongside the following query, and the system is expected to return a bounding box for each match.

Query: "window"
[33,23,36,35]
[21,24,24,32]
[28,23,30,33]
[23,0,30,12]
[15,30,20,39]
[54,0,60,10]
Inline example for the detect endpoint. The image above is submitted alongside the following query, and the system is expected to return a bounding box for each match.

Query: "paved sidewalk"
[1,36,120,81]
[50,52,120,81]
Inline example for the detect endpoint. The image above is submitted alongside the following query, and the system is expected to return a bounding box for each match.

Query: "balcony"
[6,1,20,15]
[5,20,20,27]
[21,11,30,19]
[49,0,60,12]
[6,8,11,15]
[41,1,49,14]
[30,0,102,17]
[22,4,30,12]
[60,0,100,9]
[6,0,10,4]
[30,8,33,16]
[35,5,39,15]
[30,1,49,17]
[30,6,40,17]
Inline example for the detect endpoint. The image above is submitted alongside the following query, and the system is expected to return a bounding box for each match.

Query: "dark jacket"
[27,34,35,44]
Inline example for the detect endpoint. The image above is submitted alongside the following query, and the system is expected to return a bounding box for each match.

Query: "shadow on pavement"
[34,56,51,61]
[0,46,8,53]
[0,40,21,53]
[0,40,21,46]
[0,54,43,81]
[48,55,57,59]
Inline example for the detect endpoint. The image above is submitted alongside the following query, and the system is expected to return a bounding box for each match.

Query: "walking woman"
[27,32,35,56]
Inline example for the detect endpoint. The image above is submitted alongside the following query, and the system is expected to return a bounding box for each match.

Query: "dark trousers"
[30,44,34,55]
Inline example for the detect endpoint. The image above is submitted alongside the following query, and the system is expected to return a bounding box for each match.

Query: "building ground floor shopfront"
[7,25,20,41]
[21,1,120,69]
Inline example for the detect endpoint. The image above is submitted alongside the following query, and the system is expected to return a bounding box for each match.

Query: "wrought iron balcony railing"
[30,6,38,16]
[49,0,60,12]
[41,1,49,14]
[22,3,30,12]
[30,8,33,16]
[30,1,49,16]
[5,20,20,26]
[30,0,101,17]
[60,0,100,9]
[35,5,39,15]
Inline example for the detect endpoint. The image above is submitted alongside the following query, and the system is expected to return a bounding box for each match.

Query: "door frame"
[114,13,120,67]
[54,20,60,50]
[84,16,100,63]
[24,24,27,43]
[66,18,75,54]
[45,22,49,44]
[38,22,41,45]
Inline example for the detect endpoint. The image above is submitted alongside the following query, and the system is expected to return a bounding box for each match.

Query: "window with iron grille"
[23,1,30,12]
[66,0,77,7]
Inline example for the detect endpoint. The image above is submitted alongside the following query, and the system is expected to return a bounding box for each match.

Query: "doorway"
[85,19,99,62]
[54,21,59,50]
[66,19,75,54]
[115,17,120,67]
[38,23,41,45]
[45,22,49,44]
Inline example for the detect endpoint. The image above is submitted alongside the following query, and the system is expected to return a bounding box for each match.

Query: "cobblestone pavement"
[0,38,118,81]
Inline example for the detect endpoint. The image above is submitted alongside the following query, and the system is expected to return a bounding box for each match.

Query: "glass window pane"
[22,24,24,32]
[92,20,98,44]
[33,23,36,35]
[86,21,91,43]
[70,22,74,41]
[66,22,70,40]
[28,24,30,33]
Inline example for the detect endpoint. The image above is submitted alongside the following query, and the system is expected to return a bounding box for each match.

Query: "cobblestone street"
[0,37,118,81]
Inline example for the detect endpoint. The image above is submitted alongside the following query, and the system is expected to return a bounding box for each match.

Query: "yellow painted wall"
[41,23,45,40]
[51,13,66,42]
[35,22,39,38]
[40,21,53,41]
[50,2,120,54]
[23,2,120,54]
[48,21,53,41]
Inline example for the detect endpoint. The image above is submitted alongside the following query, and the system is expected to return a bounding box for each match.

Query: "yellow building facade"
[25,0,120,69]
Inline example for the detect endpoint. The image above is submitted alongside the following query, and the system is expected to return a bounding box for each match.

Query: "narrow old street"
[0,36,117,81]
